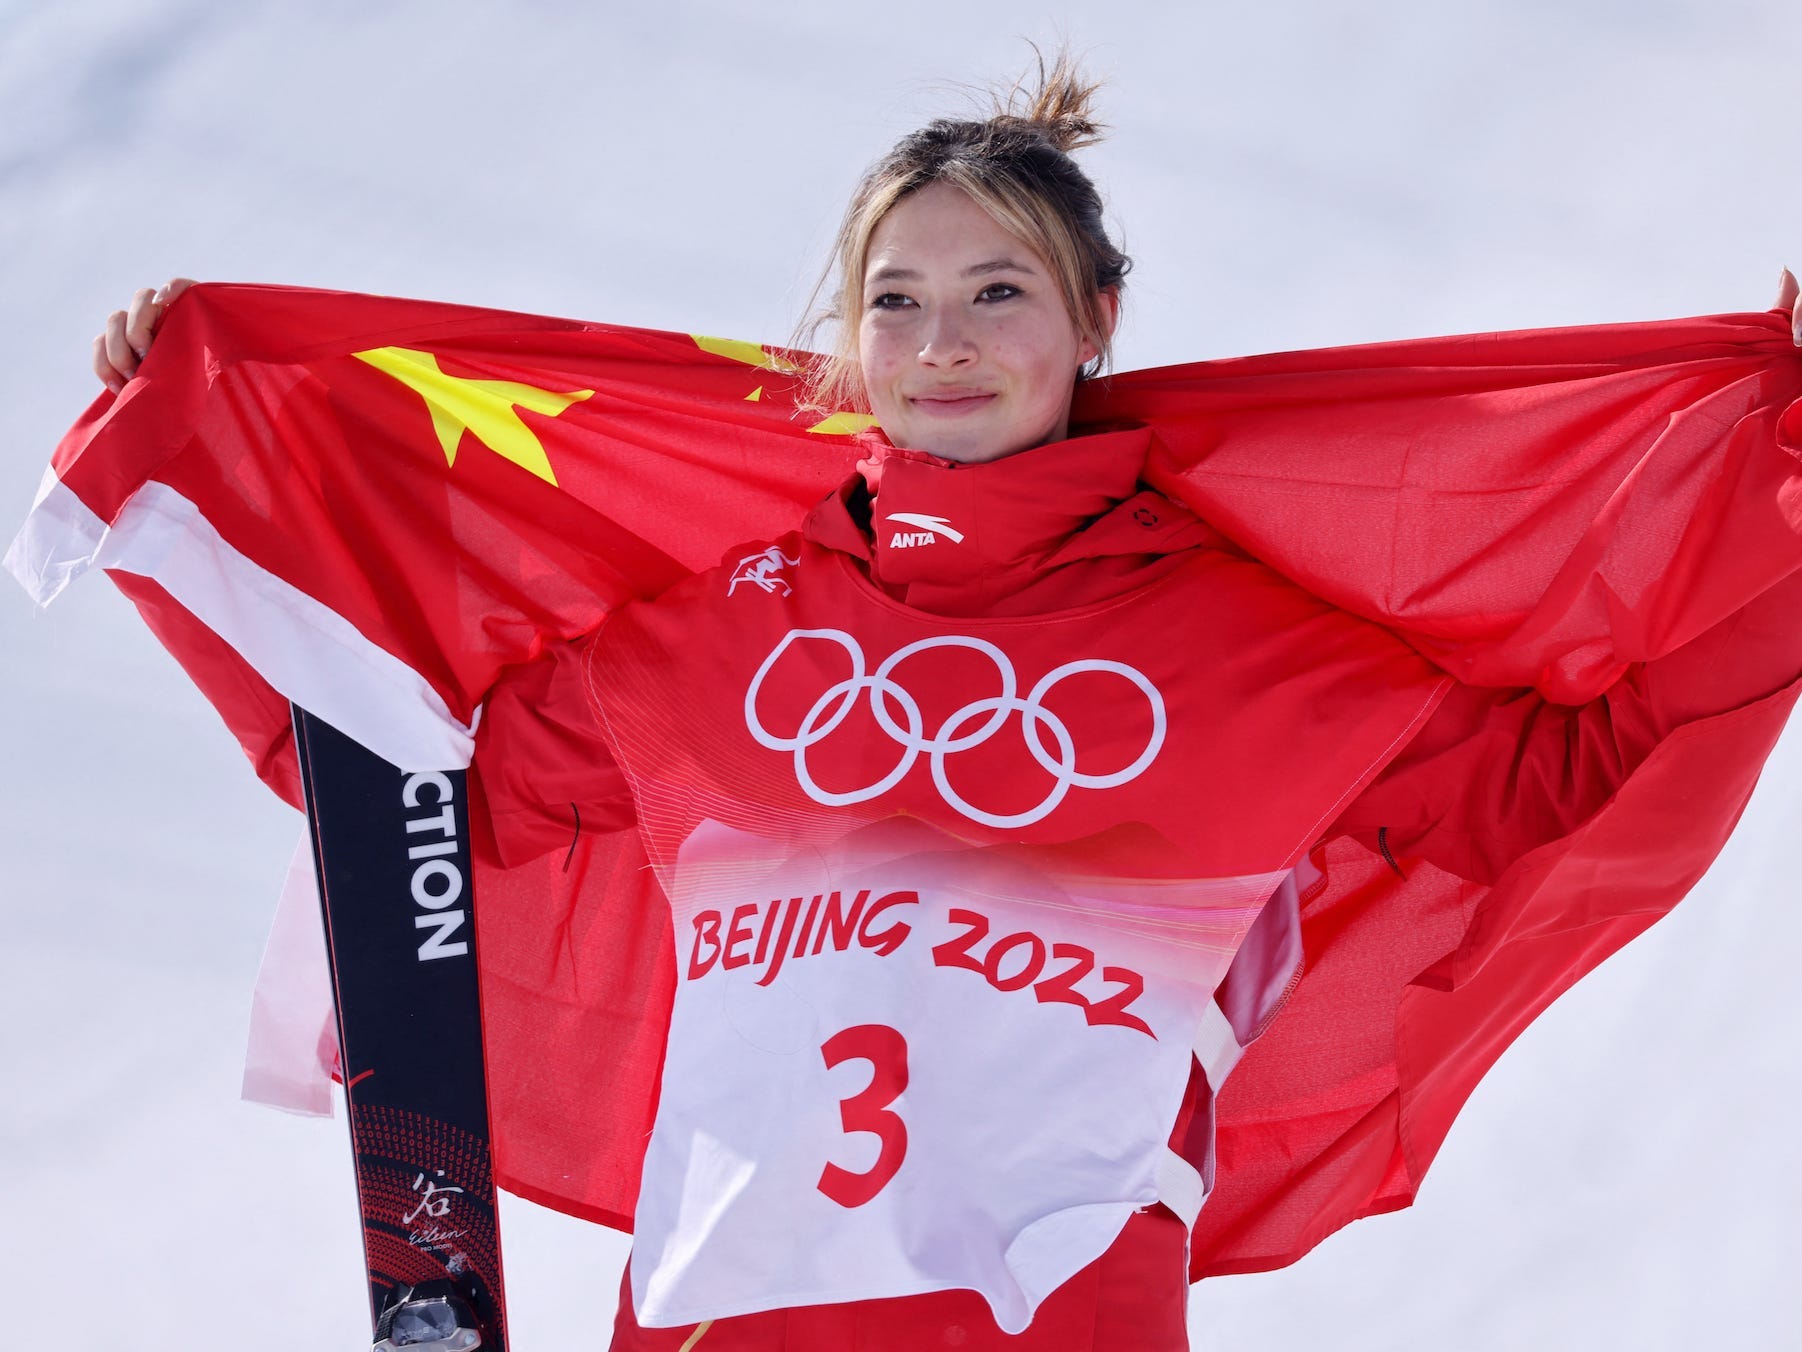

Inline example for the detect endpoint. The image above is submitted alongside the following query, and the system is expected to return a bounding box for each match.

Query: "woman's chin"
[888,423,1043,465]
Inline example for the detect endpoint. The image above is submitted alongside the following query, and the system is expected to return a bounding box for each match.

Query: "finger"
[152,276,195,311]
[124,287,157,358]
[91,334,125,392]
[103,309,138,380]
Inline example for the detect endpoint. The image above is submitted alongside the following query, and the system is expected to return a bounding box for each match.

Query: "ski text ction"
[403,771,469,962]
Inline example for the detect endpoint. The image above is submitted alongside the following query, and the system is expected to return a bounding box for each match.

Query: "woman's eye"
[869,293,913,310]
[977,283,1021,302]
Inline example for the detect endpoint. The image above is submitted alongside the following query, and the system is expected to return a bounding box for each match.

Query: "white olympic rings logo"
[743,628,1167,829]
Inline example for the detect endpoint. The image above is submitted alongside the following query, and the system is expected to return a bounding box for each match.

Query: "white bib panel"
[629,819,1285,1331]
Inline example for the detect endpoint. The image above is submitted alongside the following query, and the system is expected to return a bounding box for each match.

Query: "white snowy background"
[3,2,1800,1348]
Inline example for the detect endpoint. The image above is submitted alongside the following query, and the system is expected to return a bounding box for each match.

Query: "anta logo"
[728,546,799,597]
[883,512,964,548]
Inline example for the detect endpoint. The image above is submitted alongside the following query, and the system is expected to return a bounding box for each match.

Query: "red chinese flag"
[11,283,1802,1276]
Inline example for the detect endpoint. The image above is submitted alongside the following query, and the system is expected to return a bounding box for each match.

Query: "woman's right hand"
[93,278,195,392]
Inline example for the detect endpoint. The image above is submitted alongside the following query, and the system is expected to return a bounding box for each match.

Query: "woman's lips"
[907,390,997,416]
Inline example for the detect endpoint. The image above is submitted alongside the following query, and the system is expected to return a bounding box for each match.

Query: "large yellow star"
[354,346,592,486]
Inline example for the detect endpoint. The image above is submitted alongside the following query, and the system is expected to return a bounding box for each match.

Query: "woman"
[86,56,1802,1352]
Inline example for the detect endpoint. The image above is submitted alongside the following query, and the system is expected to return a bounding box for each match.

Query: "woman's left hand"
[1777,268,1802,345]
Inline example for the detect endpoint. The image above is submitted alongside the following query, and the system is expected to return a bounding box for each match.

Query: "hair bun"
[1001,46,1107,153]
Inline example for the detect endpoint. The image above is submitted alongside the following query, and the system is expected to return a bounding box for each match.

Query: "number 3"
[817,1024,909,1208]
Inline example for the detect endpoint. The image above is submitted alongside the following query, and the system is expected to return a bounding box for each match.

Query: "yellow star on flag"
[804,411,881,436]
[354,346,592,487]
[692,334,803,374]
[691,333,880,437]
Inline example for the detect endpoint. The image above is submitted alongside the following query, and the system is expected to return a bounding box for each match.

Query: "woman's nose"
[918,308,977,366]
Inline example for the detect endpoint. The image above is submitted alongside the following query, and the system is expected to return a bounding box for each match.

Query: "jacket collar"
[803,427,1206,615]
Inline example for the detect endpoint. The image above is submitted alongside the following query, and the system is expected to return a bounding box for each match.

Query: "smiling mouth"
[909,391,997,413]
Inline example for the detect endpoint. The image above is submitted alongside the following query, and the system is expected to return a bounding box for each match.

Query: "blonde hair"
[799,48,1131,416]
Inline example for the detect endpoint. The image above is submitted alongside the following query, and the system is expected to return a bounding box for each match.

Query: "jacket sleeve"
[472,633,637,868]
[1332,564,1802,883]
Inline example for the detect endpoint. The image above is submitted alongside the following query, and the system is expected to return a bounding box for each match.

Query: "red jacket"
[479,424,1802,1348]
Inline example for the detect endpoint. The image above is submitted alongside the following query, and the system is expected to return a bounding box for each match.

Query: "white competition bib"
[629,818,1285,1332]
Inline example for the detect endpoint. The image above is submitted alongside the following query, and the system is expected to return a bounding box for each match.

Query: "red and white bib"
[586,532,1447,1329]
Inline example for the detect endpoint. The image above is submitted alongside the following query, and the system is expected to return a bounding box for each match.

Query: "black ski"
[293,707,509,1351]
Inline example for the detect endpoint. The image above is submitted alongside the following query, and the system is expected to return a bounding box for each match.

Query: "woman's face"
[857,181,1104,464]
